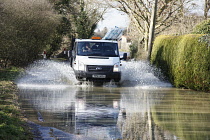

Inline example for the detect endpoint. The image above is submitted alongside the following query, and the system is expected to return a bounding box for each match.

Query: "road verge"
[0,67,32,139]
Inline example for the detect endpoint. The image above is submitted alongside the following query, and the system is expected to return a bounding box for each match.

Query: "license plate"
[92,75,106,78]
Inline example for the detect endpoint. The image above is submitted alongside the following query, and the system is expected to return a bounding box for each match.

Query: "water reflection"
[18,85,210,140]
[18,86,76,112]
[17,60,210,140]
[152,89,210,140]
[18,86,122,139]
[118,88,177,140]
[119,88,210,140]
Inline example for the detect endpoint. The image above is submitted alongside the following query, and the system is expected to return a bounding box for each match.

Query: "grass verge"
[0,67,32,140]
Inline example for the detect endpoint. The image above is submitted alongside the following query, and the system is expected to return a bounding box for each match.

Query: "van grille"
[87,65,113,72]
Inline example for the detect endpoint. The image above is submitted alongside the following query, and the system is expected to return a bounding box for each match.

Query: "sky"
[189,0,204,15]
[96,0,205,31]
[97,8,129,31]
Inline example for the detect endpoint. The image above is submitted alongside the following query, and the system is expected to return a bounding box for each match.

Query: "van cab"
[70,37,127,82]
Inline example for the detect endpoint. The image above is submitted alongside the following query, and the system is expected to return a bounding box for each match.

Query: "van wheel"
[76,76,83,81]
[114,79,120,82]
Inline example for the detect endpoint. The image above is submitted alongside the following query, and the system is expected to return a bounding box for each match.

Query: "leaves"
[0,0,60,67]
[192,19,210,34]
[151,34,210,92]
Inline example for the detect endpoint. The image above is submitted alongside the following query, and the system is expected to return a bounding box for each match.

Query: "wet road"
[17,60,210,140]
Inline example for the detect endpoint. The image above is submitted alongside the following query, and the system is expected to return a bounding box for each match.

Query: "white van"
[70,37,127,82]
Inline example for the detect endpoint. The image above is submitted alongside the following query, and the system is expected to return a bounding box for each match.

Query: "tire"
[114,78,120,82]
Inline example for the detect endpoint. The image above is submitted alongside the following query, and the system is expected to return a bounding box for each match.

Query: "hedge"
[151,34,210,92]
[192,19,210,34]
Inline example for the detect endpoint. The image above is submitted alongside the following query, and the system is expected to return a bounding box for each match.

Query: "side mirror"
[120,53,127,60]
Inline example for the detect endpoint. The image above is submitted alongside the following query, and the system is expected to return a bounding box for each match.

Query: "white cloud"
[97,8,130,31]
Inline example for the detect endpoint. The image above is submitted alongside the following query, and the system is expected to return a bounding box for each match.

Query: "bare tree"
[107,0,192,52]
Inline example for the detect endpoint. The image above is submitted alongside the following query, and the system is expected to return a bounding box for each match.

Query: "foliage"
[129,41,138,59]
[192,19,210,34]
[0,0,60,67]
[0,67,23,81]
[45,17,71,57]
[199,34,210,47]
[52,0,106,39]
[74,9,97,38]
[151,34,210,92]
[0,112,26,140]
[0,0,106,67]
[75,0,107,39]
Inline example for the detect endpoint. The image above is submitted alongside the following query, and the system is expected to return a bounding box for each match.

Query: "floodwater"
[16,60,210,140]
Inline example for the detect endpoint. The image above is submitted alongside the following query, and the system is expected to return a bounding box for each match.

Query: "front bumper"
[75,70,121,82]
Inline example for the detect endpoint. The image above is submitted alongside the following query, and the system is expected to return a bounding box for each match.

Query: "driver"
[83,43,91,52]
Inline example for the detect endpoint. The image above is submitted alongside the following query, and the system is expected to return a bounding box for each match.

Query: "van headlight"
[113,63,120,72]
[78,62,86,71]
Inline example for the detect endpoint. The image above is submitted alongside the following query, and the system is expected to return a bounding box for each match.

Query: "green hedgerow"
[151,34,210,92]
[192,20,210,34]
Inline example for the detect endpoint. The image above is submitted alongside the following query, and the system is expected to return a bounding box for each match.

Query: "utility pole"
[147,0,158,61]
[204,0,210,20]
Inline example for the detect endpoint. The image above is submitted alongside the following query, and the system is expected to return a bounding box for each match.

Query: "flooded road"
[17,60,210,140]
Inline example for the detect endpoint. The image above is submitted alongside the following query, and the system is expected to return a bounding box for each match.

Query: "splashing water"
[17,60,171,88]
[17,60,78,88]
[121,60,171,88]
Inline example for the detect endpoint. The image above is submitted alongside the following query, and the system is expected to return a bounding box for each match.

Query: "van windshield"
[77,42,119,57]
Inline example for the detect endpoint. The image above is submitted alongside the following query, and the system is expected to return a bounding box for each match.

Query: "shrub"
[151,34,210,92]
[0,0,60,67]
[192,19,210,34]
[129,41,138,59]
[0,112,27,140]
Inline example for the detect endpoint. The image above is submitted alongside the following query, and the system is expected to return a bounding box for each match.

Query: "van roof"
[75,39,118,43]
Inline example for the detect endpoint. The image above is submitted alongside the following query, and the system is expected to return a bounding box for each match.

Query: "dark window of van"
[77,42,119,57]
